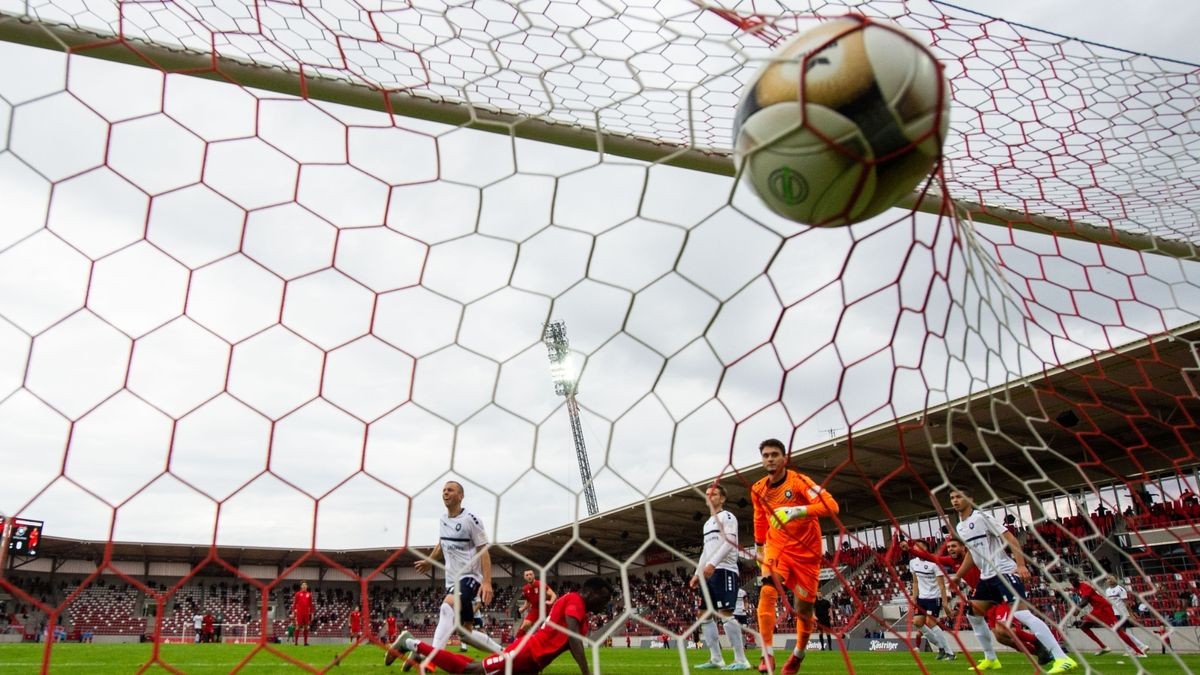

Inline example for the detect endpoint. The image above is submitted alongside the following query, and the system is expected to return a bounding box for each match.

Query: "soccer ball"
[733,17,950,226]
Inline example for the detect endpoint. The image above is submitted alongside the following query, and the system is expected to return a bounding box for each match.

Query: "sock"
[918,625,940,651]
[931,625,952,653]
[1011,609,1066,660]
[724,617,747,663]
[795,613,814,657]
[701,619,723,664]
[467,629,503,653]
[967,613,997,660]
[757,585,778,656]
[1012,626,1039,653]
[414,639,472,674]
[1116,628,1143,654]
[432,602,456,649]
[1128,629,1147,653]
[1079,625,1105,649]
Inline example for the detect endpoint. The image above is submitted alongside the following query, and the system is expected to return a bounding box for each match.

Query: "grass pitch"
[1,643,1198,673]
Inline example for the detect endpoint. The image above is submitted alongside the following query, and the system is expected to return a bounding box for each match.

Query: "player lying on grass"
[386,577,613,674]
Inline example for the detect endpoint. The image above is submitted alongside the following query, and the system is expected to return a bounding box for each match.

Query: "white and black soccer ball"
[733,17,951,226]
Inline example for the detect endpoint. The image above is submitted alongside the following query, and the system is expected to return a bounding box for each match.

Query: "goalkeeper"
[750,438,840,675]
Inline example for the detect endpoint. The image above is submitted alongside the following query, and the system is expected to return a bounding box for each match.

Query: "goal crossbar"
[1,12,1196,261]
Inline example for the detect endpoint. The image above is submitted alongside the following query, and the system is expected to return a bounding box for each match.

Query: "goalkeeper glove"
[771,506,808,527]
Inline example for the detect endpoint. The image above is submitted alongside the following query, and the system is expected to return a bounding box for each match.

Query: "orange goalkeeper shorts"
[762,548,820,601]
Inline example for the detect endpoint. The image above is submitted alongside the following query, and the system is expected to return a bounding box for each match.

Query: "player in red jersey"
[516,569,558,641]
[388,613,399,642]
[293,582,314,646]
[386,577,613,674]
[751,438,839,675]
[1069,576,1146,657]
[349,607,362,641]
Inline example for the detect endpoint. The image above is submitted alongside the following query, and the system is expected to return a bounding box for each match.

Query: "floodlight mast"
[543,321,599,517]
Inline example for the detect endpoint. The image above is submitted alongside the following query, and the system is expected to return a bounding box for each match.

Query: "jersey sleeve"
[751,480,769,544]
[795,472,839,517]
[468,511,490,548]
[980,511,1007,537]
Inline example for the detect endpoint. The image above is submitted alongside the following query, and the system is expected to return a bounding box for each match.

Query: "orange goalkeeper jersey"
[752,469,839,561]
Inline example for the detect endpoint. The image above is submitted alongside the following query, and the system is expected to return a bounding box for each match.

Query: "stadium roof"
[507,321,1200,563]
[21,322,1200,575]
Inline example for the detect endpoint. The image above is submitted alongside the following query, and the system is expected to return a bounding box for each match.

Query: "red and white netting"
[0,0,1198,668]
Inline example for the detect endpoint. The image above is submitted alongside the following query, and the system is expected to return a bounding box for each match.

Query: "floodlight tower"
[543,321,599,517]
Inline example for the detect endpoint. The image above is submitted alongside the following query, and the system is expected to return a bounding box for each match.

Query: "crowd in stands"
[4,495,1200,645]
[1126,491,1200,530]
[0,573,593,643]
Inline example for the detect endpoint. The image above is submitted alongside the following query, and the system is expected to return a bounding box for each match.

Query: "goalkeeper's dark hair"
[759,438,787,455]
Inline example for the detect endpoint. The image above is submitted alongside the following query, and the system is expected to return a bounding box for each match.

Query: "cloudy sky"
[0,0,1198,558]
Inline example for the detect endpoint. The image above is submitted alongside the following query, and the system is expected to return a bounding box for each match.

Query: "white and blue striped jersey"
[955,509,1017,580]
[698,510,740,574]
[439,508,489,588]
[1105,583,1130,618]
[909,557,946,599]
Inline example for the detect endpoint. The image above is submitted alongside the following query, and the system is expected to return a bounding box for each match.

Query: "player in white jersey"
[1104,575,1150,656]
[949,487,1076,674]
[688,483,751,670]
[391,481,502,672]
[906,540,955,660]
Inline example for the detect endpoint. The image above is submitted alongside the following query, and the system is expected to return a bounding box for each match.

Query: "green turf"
[1,643,1198,673]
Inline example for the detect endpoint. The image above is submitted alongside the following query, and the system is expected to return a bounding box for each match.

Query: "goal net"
[0,0,1198,669]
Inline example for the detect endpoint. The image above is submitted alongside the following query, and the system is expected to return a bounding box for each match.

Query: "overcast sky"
[0,0,1198,560]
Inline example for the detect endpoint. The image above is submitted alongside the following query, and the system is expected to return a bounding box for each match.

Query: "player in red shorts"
[385,577,613,674]
[388,613,399,643]
[293,581,314,646]
[516,569,558,642]
[349,607,362,641]
[751,438,839,675]
[1069,576,1146,657]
